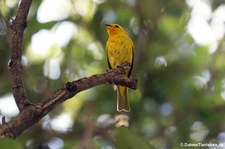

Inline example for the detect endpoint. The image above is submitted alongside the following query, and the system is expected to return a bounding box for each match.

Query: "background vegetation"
[1,0,225,148]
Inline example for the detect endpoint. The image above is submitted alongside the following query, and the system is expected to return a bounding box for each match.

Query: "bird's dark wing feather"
[106,47,112,69]
[128,46,134,78]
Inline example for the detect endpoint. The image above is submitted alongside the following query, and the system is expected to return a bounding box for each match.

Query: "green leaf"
[115,127,154,149]
[0,139,23,149]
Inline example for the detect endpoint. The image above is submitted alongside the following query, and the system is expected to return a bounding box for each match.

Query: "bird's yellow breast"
[106,33,133,71]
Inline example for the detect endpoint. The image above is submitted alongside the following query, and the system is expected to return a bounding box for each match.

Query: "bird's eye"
[115,25,119,28]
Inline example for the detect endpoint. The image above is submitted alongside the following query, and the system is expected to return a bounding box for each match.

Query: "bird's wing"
[106,46,112,69]
[128,45,134,78]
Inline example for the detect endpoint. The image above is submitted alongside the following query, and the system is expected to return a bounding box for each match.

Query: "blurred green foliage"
[1,0,225,148]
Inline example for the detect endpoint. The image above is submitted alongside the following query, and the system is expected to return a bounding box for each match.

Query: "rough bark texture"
[9,0,33,111]
[0,0,137,139]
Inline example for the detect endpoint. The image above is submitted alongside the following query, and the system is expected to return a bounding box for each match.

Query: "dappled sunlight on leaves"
[0,94,19,119]
[154,56,167,68]
[97,114,115,127]
[74,0,97,22]
[47,137,64,149]
[43,58,61,80]
[37,0,71,23]
[186,0,225,53]
[190,121,209,142]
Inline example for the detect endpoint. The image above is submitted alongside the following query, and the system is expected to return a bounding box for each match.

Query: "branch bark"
[1,0,137,139]
[0,64,137,139]
[9,0,32,111]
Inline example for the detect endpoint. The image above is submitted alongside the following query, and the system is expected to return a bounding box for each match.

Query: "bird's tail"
[116,86,130,112]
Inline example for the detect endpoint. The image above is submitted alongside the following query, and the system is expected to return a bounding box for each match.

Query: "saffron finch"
[105,24,134,112]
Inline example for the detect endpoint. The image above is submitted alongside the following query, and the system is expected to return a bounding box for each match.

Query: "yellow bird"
[105,24,134,112]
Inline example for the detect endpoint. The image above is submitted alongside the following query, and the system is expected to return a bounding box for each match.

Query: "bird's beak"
[105,24,111,27]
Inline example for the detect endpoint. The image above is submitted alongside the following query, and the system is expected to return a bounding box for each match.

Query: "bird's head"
[105,24,126,36]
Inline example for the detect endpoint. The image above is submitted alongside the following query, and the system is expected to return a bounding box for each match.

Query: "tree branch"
[0,64,137,139]
[9,0,32,111]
